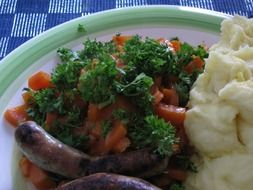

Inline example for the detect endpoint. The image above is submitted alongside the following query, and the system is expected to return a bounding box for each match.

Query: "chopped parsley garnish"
[79,39,117,61]
[79,57,118,107]
[77,24,86,33]
[122,35,168,77]
[115,73,154,115]
[129,115,177,157]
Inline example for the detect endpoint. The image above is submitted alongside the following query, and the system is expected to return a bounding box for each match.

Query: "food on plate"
[16,121,168,179]
[184,16,253,190]
[55,173,162,190]
[5,34,208,189]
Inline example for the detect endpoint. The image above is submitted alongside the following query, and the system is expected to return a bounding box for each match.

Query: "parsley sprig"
[128,115,177,157]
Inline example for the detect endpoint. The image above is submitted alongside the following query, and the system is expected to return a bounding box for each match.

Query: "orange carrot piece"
[155,103,185,127]
[90,122,102,139]
[19,157,31,178]
[105,120,127,151]
[170,40,181,52]
[161,87,179,106]
[113,35,132,46]
[28,71,52,91]
[99,96,134,120]
[184,56,204,74]
[87,103,100,122]
[22,91,33,105]
[112,137,130,153]
[45,112,57,130]
[152,86,164,105]
[161,88,173,104]
[157,38,181,52]
[28,162,56,190]
[19,157,56,190]
[4,104,28,127]
[156,38,166,44]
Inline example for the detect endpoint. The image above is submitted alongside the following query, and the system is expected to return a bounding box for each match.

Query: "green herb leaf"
[79,58,118,107]
[115,73,153,96]
[52,49,84,90]
[129,115,177,157]
[77,24,86,33]
[122,35,169,77]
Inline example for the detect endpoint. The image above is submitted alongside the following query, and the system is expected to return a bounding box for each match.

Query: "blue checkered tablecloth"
[0,0,253,61]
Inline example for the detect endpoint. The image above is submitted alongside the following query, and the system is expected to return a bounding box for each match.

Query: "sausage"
[15,121,168,179]
[56,173,162,190]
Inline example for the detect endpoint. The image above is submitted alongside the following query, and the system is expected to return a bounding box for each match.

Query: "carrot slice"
[87,103,100,122]
[152,86,164,105]
[28,162,56,190]
[157,38,181,52]
[4,104,28,127]
[19,157,31,178]
[45,112,57,131]
[22,91,33,105]
[184,56,204,74]
[99,96,134,121]
[19,157,56,190]
[28,71,52,91]
[170,40,181,52]
[90,122,102,139]
[87,96,134,123]
[155,103,185,127]
[112,137,130,153]
[105,120,127,151]
[157,38,171,47]
[161,87,179,106]
[113,35,132,46]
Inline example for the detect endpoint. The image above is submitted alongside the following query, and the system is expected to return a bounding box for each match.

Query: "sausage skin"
[56,173,162,190]
[15,121,168,179]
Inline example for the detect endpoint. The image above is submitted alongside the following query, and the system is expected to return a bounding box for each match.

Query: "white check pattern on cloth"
[11,13,47,37]
[49,0,83,13]
[1,0,253,60]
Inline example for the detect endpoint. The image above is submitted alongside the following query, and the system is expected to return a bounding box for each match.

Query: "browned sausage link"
[15,121,168,179]
[86,149,168,177]
[56,173,162,190]
[15,121,90,178]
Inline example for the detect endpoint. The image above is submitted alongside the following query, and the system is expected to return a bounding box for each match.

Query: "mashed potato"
[184,16,253,190]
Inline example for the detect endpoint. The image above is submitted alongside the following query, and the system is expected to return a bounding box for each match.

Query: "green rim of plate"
[0,6,229,98]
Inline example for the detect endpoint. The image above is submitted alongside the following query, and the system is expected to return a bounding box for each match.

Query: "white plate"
[0,5,230,190]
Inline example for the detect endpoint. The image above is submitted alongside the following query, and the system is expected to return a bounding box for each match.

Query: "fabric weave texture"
[0,0,252,60]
